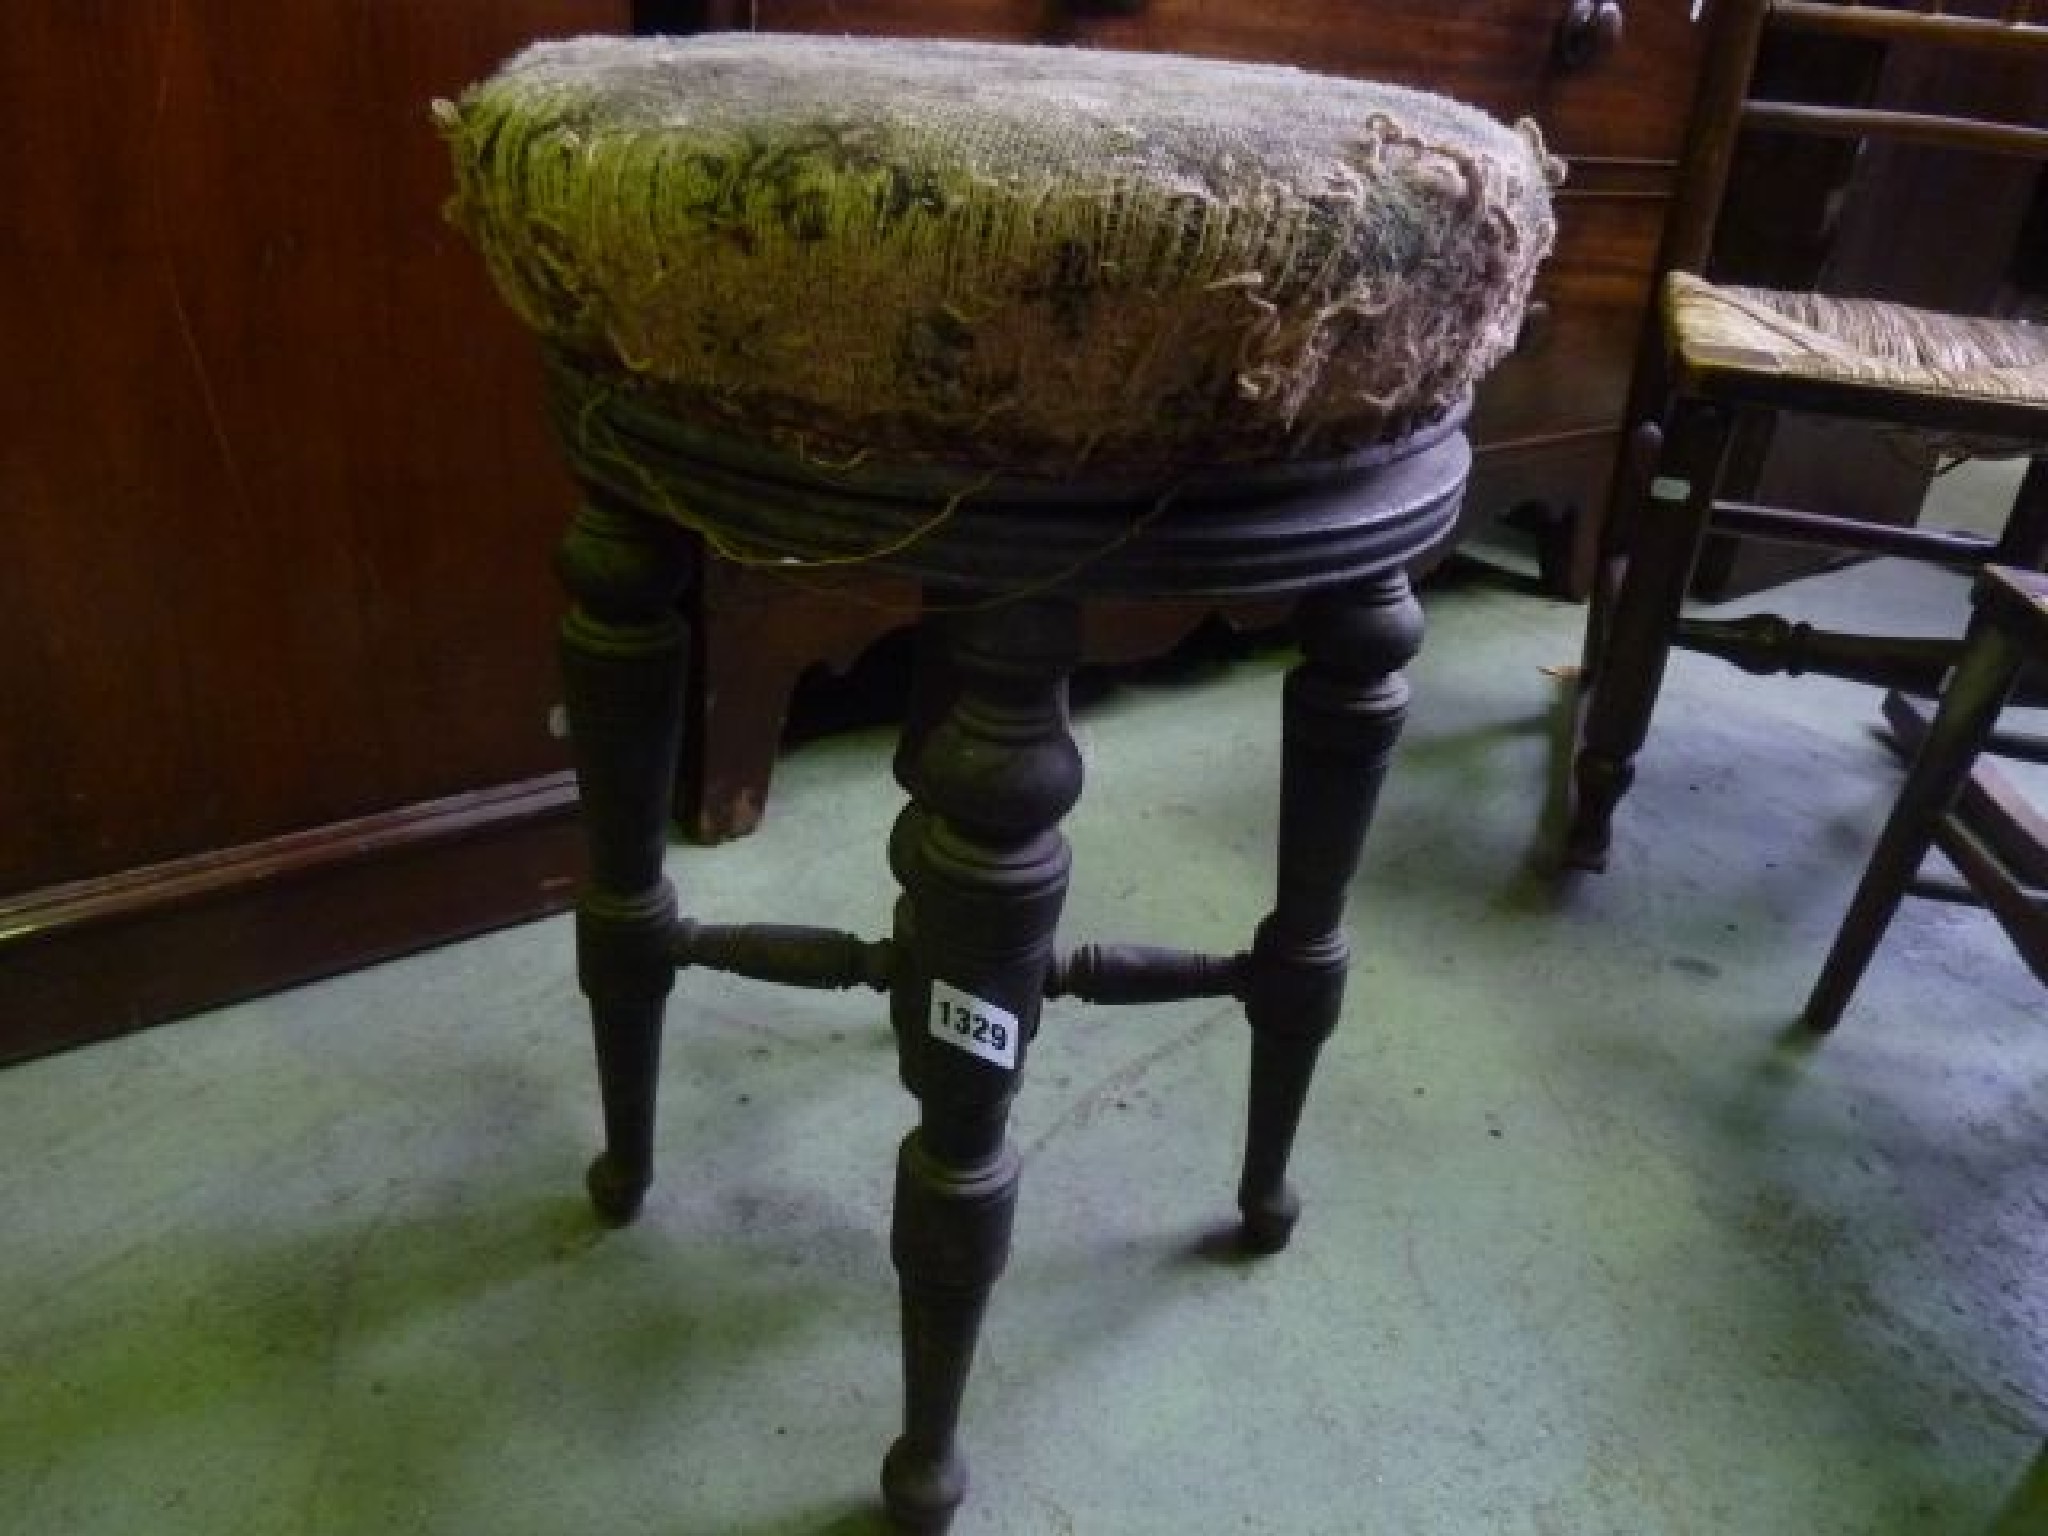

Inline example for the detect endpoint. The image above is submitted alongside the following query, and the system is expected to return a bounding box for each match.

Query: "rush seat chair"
[1565,0,2048,872]
[1804,563,2048,1030]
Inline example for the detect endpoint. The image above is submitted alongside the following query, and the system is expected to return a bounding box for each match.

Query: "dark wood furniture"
[1804,565,2048,1031]
[555,377,1465,1536]
[0,2,631,1065]
[659,0,1715,841]
[1691,5,2048,598]
[456,33,1553,1529]
[1565,0,2048,872]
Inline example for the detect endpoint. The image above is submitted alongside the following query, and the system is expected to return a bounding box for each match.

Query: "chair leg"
[1566,401,1732,870]
[882,597,1083,1535]
[557,499,693,1225]
[1237,572,1423,1254]
[1802,605,2028,1033]
[1578,421,1668,689]
[1989,456,2048,568]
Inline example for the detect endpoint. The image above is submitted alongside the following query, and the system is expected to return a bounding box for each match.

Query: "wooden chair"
[1804,563,2048,1029]
[1565,0,2048,871]
[443,34,1556,1532]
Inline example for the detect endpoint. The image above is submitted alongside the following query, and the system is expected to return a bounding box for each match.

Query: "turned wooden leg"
[1566,401,1731,871]
[1235,572,1422,1254]
[1803,600,2027,1033]
[890,616,959,793]
[1577,421,1665,692]
[881,596,1082,1534]
[557,498,693,1225]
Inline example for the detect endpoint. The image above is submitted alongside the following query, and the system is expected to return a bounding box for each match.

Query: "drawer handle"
[1555,0,1625,69]
[1059,0,1150,12]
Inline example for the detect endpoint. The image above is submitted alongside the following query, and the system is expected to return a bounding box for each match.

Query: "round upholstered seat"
[441,34,1558,477]
[453,35,1554,1536]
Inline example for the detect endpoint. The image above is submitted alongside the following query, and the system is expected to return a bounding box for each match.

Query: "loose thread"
[742,479,1189,615]
[563,375,1192,609]
[945,482,1188,611]
[568,380,987,570]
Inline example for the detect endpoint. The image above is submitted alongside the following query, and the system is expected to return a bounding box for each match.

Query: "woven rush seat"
[440,33,1558,478]
[1668,270,2048,417]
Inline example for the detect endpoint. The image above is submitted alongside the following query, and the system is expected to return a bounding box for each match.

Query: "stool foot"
[884,596,1081,1534]
[1237,1179,1301,1255]
[1239,575,1423,1245]
[1238,933,1341,1252]
[884,1136,1019,1536]
[585,1150,648,1226]
[557,500,692,1224]
[578,909,675,1224]
[882,1437,967,1534]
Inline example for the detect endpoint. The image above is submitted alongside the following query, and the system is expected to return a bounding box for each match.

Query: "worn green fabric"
[442,34,1560,473]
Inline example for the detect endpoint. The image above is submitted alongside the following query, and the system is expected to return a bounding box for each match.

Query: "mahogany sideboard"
[660,0,1715,840]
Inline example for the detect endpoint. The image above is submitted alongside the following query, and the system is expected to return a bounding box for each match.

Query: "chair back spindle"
[1665,0,2048,277]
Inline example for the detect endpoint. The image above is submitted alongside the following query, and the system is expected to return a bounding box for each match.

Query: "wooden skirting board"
[0,774,585,1066]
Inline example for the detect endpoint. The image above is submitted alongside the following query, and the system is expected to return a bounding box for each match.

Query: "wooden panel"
[728,0,1710,161]
[1469,433,1624,590]
[1694,10,2048,597]
[0,2,628,1059]
[0,775,582,1067]
[0,1,624,898]
[1470,167,1673,448]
